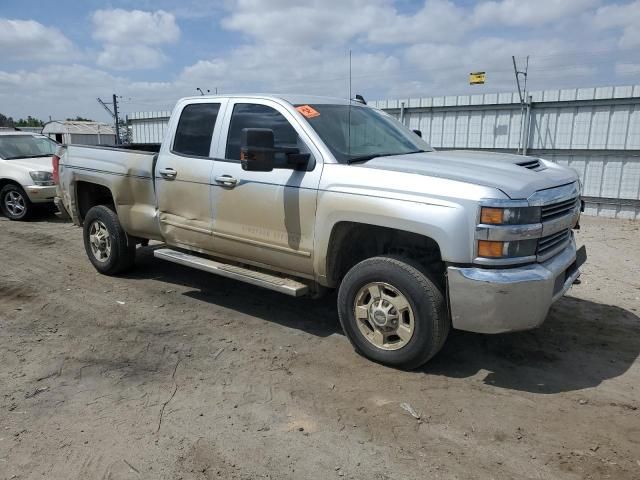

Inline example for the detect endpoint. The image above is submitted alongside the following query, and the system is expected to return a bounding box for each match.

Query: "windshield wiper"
[347,150,427,165]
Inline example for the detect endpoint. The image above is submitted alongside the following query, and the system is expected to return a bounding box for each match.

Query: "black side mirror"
[412,129,422,138]
[241,128,310,172]
[241,128,275,172]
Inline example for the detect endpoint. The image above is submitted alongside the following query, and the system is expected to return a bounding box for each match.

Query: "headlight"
[480,206,541,225]
[477,239,538,259]
[29,171,55,186]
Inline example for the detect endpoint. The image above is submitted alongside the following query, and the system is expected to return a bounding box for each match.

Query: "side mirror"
[241,128,275,172]
[240,128,311,172]
[412,129,422,138]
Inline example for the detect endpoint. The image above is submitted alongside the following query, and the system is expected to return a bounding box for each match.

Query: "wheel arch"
[323,221,445,289]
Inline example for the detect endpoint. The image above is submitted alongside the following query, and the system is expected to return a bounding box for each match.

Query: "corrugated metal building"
[127,111,171,145]
[127,85,640,219]
[42,121,116,145]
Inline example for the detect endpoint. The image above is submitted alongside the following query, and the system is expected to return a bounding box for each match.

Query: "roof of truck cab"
[179,94,358,106]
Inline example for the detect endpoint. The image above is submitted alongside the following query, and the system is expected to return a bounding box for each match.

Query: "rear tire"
[83,205,136,275]
[1,184,32,220]
[337,255,449,369]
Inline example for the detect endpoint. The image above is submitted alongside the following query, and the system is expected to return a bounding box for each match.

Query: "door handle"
[159,168,178,180]
[215,175,238,187]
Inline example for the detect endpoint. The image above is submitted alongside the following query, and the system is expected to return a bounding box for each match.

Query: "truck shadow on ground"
[130,247,639,395]
[424,295,640,394]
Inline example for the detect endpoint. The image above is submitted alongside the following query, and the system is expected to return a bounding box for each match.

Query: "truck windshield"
[0,135,58,160]
[295,104,432,164]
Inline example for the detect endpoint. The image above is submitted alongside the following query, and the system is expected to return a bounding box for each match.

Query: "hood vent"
[517,159,545,171]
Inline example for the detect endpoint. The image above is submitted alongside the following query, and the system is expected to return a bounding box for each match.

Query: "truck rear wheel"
[337,255,449,369]
[83,205,136,275]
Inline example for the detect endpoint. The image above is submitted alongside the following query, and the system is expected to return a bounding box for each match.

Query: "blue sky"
[1,0,639,122]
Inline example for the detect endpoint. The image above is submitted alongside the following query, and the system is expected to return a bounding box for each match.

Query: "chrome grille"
[537,229,571,260]
[541,197,579,221]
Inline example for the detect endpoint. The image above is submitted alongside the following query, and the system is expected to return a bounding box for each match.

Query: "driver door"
[209,99,323,277]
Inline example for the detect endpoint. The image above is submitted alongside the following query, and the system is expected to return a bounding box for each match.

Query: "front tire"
[83,205,136,275]
[337,255,449,369]
[1,184,32,220]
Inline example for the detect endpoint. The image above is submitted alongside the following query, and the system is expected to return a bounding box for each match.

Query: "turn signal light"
[480,207,504,225]
[478,240,504,258]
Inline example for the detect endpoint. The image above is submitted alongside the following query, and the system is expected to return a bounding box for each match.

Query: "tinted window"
[173,103,220,157]
[225,103,299,160]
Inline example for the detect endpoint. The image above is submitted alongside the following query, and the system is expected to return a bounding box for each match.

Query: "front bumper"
[447,235,586,333]
[24,185,57,203]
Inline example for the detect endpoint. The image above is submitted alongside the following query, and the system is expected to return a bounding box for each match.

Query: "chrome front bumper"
[447,235,585,334]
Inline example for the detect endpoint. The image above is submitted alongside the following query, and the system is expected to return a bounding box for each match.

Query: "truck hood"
[358,150,578,199]
[4,156,53,173]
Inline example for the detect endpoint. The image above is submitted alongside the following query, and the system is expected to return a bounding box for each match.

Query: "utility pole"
[112,94,120,145]
[512,55,530,155]
[96,94,122,144]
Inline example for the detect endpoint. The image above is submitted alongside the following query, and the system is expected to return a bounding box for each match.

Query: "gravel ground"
[0,213,639,480]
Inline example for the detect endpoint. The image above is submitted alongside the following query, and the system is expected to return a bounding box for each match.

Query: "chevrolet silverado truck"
[55,94,586,368]
[1,131,58,220]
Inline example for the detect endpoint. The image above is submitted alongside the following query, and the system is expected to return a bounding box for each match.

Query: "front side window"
[173,103,220,157]
[297,104,432,164]
[0,135,58,160]
[225,103,300,161]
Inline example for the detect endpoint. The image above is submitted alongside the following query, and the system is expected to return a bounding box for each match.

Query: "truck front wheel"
[337,255,449,369]
[83,205,136,275]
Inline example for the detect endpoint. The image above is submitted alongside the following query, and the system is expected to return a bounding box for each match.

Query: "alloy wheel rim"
[354,282,415,351]
[5,191,25,217]
[88,220,112,262]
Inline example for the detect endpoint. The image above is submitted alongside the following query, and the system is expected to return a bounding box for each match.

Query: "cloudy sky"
[1,0,639,122]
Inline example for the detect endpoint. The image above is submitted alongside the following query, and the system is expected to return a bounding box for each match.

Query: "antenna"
[512,55,530,155]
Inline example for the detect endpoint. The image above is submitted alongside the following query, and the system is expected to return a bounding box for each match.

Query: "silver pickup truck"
[55,94,586,368]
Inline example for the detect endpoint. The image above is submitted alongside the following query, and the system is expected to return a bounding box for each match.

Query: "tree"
[66,116,94,122]
[0,113,15,128]
[15,116,44,127]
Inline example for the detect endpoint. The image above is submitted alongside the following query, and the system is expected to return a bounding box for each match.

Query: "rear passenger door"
[209,99,323,277]
[155,99,227,249]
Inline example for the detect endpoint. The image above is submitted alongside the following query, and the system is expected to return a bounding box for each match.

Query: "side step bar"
[154,248,309,297]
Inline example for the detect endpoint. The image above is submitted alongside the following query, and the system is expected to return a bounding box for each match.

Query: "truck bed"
[59,144,162,241]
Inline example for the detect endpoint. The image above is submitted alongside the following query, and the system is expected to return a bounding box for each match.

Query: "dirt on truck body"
[0,214,639,479]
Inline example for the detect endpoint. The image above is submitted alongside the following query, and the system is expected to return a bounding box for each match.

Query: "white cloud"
[367,0,468,44]
[91,9,180,70]
[0,19,77,61]
[592,0,640,48]
[97,45,168,70]
[92,9,180,45]
[473,0,600,27]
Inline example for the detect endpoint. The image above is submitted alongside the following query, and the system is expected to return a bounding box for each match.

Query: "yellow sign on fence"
[469,72,486,85]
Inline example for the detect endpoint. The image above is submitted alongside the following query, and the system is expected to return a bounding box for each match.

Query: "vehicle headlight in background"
[29,171,55,186]
[480,206,541,225]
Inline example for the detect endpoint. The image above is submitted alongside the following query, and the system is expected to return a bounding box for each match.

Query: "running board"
[154,248,309,297]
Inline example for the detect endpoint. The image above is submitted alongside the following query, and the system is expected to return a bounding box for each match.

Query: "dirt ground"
[0,213,639,480]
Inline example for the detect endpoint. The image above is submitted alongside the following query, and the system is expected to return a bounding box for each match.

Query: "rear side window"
[225,103,299,160]
[173,103,220,157]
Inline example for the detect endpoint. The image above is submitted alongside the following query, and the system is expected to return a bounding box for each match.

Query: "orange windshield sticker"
[296,105,320,119]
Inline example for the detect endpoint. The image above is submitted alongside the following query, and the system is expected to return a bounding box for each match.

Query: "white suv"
[0,131,58,220]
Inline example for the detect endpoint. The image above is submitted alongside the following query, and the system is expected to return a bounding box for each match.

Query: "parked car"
[55,94,586,368]
[0,131,58,220]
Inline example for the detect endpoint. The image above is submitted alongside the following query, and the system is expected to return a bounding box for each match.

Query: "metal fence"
[126,85,640,219]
